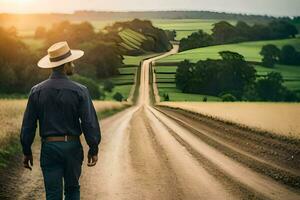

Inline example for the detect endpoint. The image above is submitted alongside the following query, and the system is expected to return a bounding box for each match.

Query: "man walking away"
[20,41,101,200]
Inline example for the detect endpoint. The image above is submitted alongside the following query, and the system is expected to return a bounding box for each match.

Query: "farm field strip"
[159,38,300,63]
[158,102,300,138]
[0,100,129,145]
[155,38,300,93]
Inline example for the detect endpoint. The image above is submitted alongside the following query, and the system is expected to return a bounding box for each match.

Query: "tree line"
[260,44,300,67]
[175,51,299,102]
[179,20,298,52]
[0,19,172,96]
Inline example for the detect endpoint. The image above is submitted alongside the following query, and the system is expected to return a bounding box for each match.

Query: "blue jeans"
[40,140,84,200]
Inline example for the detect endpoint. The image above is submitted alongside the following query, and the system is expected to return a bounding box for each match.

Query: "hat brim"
[37,50,84,69]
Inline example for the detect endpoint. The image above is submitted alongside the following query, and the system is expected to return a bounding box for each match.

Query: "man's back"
[21,70,101,156]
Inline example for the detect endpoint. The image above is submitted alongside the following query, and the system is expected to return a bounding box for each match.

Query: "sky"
[0,0,299,16]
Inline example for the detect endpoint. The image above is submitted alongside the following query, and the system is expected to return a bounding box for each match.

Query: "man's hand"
[23,155,33,170]
[87,154,98,167]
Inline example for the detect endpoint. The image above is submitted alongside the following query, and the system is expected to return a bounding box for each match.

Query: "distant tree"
[0,27,46,93]
[46,21,96,47]
[221,93,237,102]
[219,51,245,61]
[260,44,280,67]
[175,52,256,99]
[235,21,252,41]
[113,92,124,102]
[165,30,177,41]
[255,72,285,101]
[7,26,17,37]
[179,30,213,51]
[211,21,237,44]
[82,42,123,79]
[269,20,298,39]
[175,59,194,92]
[103,80,115,92]
[163,93,170,101]
[250,24,271,41]
[202,96,208,102]
[35,26,47,39]
[279,45,300,65]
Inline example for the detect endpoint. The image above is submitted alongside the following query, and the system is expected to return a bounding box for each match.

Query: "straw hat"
[38,41,84,69]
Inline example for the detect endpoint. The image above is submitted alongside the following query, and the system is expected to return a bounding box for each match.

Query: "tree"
[113,92,124,102]
[221,93,237,102]
[82,42,123,79]
[103,80,115,92]
[269,20,298,39]
[179,30,213,51]
[165,30,176,41]
[175,52,256,99]
[279,45,300,65]
[235,21,252,41]
[255,72,285,101]
[45,21,96,47]
[0,27,46,93]
[250,24,271,40]
[212,21,237,44]
[35,26,47,39]
[163,93,170,101]
[219,51,245,61]
[175,60,194,92]
[260,44,280,67]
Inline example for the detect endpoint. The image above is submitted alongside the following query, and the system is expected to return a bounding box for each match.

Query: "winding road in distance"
[3,45,300,200]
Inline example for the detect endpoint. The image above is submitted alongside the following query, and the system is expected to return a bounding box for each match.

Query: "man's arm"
[20,89,38,170]
[79,88,101,165]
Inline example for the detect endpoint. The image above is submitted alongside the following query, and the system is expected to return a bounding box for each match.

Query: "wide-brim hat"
[38,41,84,69]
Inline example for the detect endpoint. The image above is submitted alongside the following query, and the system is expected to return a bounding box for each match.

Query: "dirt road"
[1,46,300,200]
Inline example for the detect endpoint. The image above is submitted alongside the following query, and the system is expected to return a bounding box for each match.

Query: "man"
[20,41,101,200]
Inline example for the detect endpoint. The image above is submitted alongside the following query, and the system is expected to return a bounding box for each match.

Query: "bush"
[202,96,208,102]
[113,92,124,102]
[163,93,170,101]
[71,74,102,99]
[103,80,115,92]
[221,93,237,102]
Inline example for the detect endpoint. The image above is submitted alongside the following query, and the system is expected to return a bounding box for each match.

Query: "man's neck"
[50,70,68,79]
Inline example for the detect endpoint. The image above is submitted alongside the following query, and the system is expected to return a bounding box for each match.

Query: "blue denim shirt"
[20,71,101,156]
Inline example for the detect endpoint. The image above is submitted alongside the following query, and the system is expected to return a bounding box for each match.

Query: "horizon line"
[0,9,297,18]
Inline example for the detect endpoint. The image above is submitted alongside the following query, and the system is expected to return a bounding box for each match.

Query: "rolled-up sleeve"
[79,88,101,156]
[20,89,38,156]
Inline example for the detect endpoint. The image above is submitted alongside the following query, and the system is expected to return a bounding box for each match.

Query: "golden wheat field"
[159,102,300,139]
[0,100,129,145]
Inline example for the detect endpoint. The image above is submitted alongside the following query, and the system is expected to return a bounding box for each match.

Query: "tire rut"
[148,106,300,200]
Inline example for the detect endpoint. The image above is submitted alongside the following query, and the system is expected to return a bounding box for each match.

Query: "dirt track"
[1,46,300,199]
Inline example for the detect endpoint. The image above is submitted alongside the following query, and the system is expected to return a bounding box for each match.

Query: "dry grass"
[0,100,27,145]
[93,100,130,112]
[159,102,300,139]
[0,100,129,145]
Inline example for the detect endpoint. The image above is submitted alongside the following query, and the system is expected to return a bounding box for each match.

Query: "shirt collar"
[49,71,69,80]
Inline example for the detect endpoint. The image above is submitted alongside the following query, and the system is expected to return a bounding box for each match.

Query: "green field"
[18,19,235,41]
[152,19,236,40]
[21,38,45,51]
[86,19,236,41]
[104,85,133,101]
[123,53,161,65]
[155,38,300,101]
[159,38,300,63]
[118,28,147,51]
[157,83,221,102]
